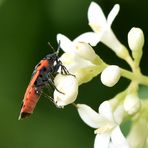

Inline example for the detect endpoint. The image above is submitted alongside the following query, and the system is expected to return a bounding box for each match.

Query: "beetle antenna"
[48,41,61,55]
[56,40,61,55]
[48,42,55,53]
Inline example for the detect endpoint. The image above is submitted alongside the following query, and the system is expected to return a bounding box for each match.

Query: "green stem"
[124,54,135,71]
[120,68,148,86]
[71,103,77,108]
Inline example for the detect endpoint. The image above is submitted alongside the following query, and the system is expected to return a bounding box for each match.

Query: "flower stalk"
[120,68,148,86]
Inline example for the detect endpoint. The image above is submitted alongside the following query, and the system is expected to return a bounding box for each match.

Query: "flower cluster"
[53,1,148,148]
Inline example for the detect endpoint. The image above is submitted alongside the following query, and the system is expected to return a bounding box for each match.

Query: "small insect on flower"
[18,42,71,120]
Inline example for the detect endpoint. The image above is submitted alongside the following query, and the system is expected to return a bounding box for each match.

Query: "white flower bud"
[128,27,144,51]
[75,42,97,61]
[124,94,141,115]
[100,65,121,87]
[54,74,78,107]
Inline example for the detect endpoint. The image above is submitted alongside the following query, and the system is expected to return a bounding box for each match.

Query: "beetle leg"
[48,78,65,95]
[41,91,62,108]
[60,64,75,77]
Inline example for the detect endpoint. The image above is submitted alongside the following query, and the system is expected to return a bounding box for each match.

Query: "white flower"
[74,2,128,58]
[124,94,141,115]
[57,34,104,85]
[53,74,78,107]
[101,65,121,87]
[77,101,129,148]
[128,27,144,51]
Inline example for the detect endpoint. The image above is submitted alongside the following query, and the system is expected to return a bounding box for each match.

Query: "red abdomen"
[19,85,41,119]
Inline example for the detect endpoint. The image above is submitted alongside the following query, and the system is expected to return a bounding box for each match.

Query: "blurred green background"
[0,0,148,148]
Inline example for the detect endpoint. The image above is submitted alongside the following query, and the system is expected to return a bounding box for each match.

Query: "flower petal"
[99,101,114,122]
[60,53,95,69]
[88,2,106,27]
[111,126,129,148]
[107,4,120,27]
[101,28,123,54]
[73,32,100,46]
[57,34,75,53]
[77,104,107,128]
[72,42,98,61]
[94,133,110,148]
